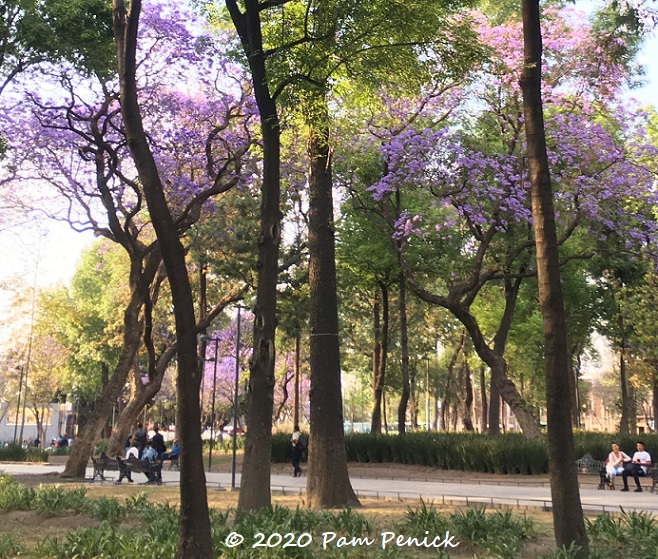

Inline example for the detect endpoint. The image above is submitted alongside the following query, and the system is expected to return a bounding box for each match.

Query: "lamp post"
[231,306,243,490]
[421,355,430,432]
[200,335,219,472]
[13,366,25,444]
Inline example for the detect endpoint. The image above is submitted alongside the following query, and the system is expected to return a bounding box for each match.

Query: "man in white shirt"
[621,441,652,492]
[116,438,138,484]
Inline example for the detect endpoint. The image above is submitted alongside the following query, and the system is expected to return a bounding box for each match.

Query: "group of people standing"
[605,441,652,492]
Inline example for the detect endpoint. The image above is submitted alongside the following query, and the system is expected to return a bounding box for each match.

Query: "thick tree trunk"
[114,3,212,556]
[520,0,589,554]
[107,374,164,457]
[306,121,359,508]
[225,0,281,512]
[61,252,159,477]
[398,276,411,434]
[452,301,542,438]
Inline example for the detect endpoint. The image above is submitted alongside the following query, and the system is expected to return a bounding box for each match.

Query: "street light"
[200,334,219,472]
[231,306,244,490]
[421,355,430,432]
[13,366,25,444]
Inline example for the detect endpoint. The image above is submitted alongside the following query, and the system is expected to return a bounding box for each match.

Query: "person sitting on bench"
[141,441,161,483]
[621,441,651,492]
[605,442,631,489]
[116,438,138,483]
[161,439,180,467]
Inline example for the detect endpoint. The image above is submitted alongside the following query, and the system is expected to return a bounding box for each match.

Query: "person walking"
[291,425,306,478]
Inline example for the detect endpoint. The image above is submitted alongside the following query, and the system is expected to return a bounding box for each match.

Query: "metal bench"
[117,456,162,484]
[91,453,120,481]
[576,453,658,492]
[575,453,609,489]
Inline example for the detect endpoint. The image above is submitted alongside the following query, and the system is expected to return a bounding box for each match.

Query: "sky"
[0,0,656,312]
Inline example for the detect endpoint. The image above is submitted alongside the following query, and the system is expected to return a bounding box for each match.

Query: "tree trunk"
[569,341,583,428]
[432,388,440,430]
[450,300,542,438]
[480,366,488,433]
[224,0,281,513]
[442,339,460,433]
[520,0,589,554]
[619,333,634,435]
[113,3,212,556]
[459,347,475,432]
[410,362,418,429]
[306,120,359,508]
[61,252,159,477]
[294,335,300,427]
[653,361,658,433]
[398,275,410,434]
[371,282,389,435]
[371,290,382,433]
[107,372,164,457]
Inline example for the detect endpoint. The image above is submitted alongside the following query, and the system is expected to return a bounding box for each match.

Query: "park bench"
[165,454,179,470]
[91,453,120,481]
[575,454,608,490]
[117,456,162,484]
[576,454,658,492]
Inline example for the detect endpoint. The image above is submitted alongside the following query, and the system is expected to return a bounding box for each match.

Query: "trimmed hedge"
[0,444,48,462]
[271,431,658,475]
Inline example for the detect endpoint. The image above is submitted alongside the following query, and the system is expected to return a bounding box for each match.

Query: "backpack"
[295,435,307,451]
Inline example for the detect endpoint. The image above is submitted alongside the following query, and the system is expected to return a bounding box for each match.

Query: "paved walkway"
[1,462,657,515]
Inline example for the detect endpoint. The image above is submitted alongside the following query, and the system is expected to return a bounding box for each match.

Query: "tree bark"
[294,335,300,427]
[61,252,160,477]
[480,366,488,433]
[398,275,411,434]
[371,282,389,434]
[225,0,281,512]
[113,2,211,557]
[306,120,359,508]
[107,369,163,456]
[520,0,589,554]
[458,346,475,432]
[619,330,634,435]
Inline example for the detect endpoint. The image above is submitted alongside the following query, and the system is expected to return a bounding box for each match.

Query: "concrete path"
[1,462,656,515]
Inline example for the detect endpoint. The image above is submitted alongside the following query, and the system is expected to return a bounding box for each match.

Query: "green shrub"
[33,484,88,514]
[85,496,124,522]
[50,445,71,456]
[271,432,293,463]
[26,447,49,462]
[0,473,36,510]
[0,443,27,461]
[272,430,658,476]
[0,532,23,559]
